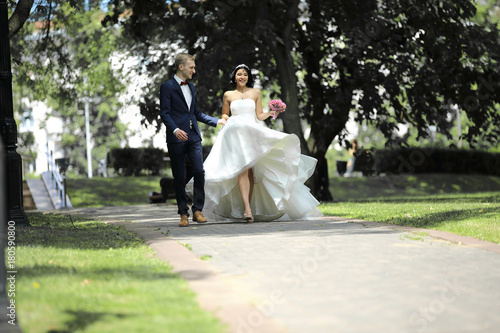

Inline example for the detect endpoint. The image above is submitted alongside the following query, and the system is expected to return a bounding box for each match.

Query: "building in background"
[17,95,167,177]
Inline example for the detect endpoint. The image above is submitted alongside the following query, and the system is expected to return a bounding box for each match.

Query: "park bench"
[148,177,175,203]
[148,146,213,204]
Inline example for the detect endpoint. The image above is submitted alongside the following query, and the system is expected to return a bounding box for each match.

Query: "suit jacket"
[159,77,218,143]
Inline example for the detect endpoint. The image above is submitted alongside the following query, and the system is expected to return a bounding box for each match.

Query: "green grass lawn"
[328,173,500,201]
[66,173,500,208]
[67,176,165,207]
[321,192,500,244]
[321,173,500,244]
[17,173,500,331]
[15,213,226,333]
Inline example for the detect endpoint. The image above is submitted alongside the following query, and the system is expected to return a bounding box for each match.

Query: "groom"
[160,53,226,227]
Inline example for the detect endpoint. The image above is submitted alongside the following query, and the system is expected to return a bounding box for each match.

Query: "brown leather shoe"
[179,214,189,227]
[193,211,207,223]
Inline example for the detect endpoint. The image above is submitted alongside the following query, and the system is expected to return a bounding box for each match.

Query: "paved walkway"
[63,204,500,333]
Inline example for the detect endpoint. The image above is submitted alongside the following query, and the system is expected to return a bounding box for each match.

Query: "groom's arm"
[193,103,218,127]
[192,93,224,127]
[159,82,179,134]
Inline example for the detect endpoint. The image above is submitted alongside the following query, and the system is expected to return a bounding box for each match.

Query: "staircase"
[25,150,72,211]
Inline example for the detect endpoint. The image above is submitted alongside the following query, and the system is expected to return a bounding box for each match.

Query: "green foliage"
[473,0,500,26]
[11,1,129,175]
[17,130,37,159]
[16,212,225,332]
[107,147,166,176]
[104,0,500,146]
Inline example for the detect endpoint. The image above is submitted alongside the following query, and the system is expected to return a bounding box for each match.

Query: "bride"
[200,64,322,222]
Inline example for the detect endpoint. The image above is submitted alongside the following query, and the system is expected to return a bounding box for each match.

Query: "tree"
[11,0,128,175]
[104,0,500,201]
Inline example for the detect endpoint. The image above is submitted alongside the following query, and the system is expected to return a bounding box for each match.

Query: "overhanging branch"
[8,0,34,39]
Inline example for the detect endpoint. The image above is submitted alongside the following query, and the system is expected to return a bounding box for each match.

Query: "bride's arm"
[254,89,275,121]
[221,92,231,121]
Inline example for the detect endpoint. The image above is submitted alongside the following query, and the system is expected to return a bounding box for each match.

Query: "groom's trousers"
[167,128,205,216]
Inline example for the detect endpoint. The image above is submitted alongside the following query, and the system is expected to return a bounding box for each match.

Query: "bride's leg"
[248,168,254,203]
[238,169,252,215]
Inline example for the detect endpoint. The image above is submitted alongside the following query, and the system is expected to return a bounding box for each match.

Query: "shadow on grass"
[18,264,178,280]
[47,310,133,333]
[353,194,500,204]
[17,225,144,250]
[19,212,146,250]
[330,173,500,202]
[384,206,500,229]
[67,176,162,207]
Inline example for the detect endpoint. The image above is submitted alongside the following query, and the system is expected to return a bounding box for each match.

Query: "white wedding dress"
[199,98,322,222]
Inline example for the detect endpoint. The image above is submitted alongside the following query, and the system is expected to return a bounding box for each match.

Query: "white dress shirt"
[174,75,192,107]
[173,75,193,135]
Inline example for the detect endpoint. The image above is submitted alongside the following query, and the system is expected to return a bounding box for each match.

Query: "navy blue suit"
[160,77,218,216]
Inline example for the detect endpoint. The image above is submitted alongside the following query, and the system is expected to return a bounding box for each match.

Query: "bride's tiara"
[234,64,249,70]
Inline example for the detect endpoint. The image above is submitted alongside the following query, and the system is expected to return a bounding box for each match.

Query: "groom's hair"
[174,53,196,72]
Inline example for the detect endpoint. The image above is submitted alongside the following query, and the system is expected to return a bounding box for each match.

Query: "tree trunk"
[256,0,309,153]
[311,152,333,202]
[273,49,309,154]
[308,82,353,201]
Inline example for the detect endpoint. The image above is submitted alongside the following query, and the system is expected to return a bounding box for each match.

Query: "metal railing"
[45,150,69,209]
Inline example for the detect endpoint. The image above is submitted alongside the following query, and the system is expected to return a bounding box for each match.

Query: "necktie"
[180,81,188,86]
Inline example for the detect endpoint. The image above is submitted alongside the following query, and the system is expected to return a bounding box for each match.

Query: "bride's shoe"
[243,212,254,223]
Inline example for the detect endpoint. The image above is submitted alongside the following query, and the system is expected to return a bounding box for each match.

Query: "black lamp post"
[0,0,29,225]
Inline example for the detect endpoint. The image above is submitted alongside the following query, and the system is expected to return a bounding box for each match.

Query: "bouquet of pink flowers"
[268,99,287,120]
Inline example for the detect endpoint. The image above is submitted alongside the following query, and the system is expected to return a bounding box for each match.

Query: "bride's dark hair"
[229,64,254,87]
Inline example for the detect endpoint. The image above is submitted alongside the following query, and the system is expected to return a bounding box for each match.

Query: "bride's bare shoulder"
[223,90,238,103]
[224,90,237,102]
[223,90,234,98]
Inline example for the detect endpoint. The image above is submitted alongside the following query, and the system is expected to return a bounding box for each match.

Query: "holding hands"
[176,117,227,141]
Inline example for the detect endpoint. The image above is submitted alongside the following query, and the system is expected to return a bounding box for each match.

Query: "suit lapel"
[188,84,196,112]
